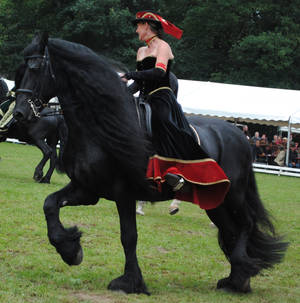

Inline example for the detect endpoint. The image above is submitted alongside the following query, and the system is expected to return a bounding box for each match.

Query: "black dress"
[132,57,230,210]
[136,57,207,160]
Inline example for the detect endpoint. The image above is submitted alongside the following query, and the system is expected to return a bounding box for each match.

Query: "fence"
[253,162,300,177]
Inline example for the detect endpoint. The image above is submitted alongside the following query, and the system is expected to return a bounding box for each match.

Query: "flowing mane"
[39,38,150,186]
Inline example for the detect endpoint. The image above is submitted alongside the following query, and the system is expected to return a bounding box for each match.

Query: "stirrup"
[165,173,185,191]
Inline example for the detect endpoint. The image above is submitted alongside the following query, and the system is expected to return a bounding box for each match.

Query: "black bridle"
[16,46,56,118]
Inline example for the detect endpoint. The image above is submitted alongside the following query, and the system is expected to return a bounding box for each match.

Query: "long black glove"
[123,68,166,81]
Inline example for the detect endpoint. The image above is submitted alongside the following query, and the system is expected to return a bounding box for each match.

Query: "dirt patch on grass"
[71,291,127,303]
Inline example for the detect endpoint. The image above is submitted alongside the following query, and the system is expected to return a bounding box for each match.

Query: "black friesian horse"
[1,107,66,183]
[14,33,288,294]
[1,66,67,183]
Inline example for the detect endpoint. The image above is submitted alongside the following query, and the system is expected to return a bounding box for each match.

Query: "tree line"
[1,0,300,90]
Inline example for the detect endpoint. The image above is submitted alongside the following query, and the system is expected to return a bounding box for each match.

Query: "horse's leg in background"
[38,135,58,183]
[32,138,53,182]
[108,199,149,295]
[43,182,98,265]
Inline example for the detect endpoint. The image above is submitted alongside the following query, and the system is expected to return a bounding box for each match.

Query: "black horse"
[1,107,67,183]
[1,66,67,183]
[14,33,288,294]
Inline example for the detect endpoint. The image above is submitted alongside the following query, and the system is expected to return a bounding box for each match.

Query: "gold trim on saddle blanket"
[148,86,172,95]
[189,124,200,145]
[147,154,231,186]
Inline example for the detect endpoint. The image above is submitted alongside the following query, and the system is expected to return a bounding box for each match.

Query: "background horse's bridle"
[16,46,56,117]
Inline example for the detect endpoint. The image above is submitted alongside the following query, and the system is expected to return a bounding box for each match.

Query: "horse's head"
[14,32,56,122]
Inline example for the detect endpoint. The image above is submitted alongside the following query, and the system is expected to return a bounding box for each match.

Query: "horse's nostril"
[14,111,24,121]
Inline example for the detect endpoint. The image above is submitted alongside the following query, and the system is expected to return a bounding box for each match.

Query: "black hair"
[148,21,163,38]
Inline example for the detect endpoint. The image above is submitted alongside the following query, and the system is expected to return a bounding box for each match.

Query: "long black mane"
[39,38,150,186]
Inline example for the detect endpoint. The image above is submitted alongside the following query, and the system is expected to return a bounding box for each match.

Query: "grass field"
[0,142,299,303]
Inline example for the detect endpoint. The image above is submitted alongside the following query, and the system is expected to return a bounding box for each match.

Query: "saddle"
[134,96,200,146]
[134,96,152,137]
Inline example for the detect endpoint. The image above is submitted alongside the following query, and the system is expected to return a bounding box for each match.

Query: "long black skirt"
[148,88,207,160]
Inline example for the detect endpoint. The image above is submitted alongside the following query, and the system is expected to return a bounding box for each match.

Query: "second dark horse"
[14,33,288,294]
[1,66,66,183]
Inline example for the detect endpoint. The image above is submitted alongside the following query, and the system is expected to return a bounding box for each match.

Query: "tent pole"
[285,116,291,166]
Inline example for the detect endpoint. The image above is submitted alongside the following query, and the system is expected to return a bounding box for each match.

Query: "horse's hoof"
[217,277,251,293]
[33,173,43,181]
[72,246,83,265]
[60,246,83,266]
[39,177,50,184]
[108,274,150,295]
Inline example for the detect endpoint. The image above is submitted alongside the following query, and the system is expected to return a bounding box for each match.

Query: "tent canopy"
[3,78,14,90]
[177,80,300,127]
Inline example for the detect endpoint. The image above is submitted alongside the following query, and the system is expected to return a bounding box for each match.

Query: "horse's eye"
[27,58,43,70]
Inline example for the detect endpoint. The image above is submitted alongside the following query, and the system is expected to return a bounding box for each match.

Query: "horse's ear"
[32,32,49,52]
[40,32,49,49]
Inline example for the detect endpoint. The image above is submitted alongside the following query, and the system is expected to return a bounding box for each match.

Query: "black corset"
[136,57,172,96]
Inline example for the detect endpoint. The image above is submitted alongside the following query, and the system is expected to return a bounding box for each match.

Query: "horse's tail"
[55,116,68,173]
[245,169,289,271]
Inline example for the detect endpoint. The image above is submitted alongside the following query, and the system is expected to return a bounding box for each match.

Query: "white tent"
[177,80,300,127]
[3,78,14,90]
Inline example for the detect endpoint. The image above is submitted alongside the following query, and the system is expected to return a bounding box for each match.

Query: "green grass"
[0,142,299,303]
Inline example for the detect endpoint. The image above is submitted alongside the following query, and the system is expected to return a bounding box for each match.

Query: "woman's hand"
[120,73,128,83]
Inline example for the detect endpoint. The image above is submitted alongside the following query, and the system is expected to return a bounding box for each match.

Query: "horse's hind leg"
[39,138,58,183]
[43,181,98,265]
[108,199,149,295]
[33,139,52,182]
[206,204,254,293]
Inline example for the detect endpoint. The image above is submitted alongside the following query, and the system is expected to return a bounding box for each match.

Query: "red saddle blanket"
[146,155,230,210]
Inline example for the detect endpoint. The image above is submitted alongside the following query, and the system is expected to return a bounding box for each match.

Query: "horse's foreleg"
[44,181,98,265]
[108,199,149,295]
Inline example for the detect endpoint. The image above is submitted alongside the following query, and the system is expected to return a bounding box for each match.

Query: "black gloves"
[123,68,166,81]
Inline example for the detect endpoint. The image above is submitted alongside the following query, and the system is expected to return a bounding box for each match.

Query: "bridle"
[16,46,56,118]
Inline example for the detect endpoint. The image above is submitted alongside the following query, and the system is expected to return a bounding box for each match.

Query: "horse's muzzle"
[13,109,26,122]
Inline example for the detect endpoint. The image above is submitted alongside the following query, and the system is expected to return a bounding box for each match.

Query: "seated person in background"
[288,142,300,168]
[253,140,267,163]
[264,143,276,165]
[274,146,286,167]
[261,134,269,145]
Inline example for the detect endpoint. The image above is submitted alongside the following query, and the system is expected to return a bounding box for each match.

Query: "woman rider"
[121,11,229,209]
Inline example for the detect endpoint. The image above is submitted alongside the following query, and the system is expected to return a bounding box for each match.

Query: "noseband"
[16,46,56,118]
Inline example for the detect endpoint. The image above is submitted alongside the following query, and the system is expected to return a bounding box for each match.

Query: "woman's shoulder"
[137,46,148,60]
[156,39,174,59]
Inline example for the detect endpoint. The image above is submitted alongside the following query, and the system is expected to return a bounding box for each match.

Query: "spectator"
[274,146,286,167]
[253,140,267,163]
[264,143,276,165]
[242,125,250,140]
[261,134,269,145]
[251,131,261,143]
[288,142,300,168]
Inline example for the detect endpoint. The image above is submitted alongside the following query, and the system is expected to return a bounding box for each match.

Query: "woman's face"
[136,22,148,41]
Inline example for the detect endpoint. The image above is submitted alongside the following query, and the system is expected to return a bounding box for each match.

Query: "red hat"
[132,11,183,40]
